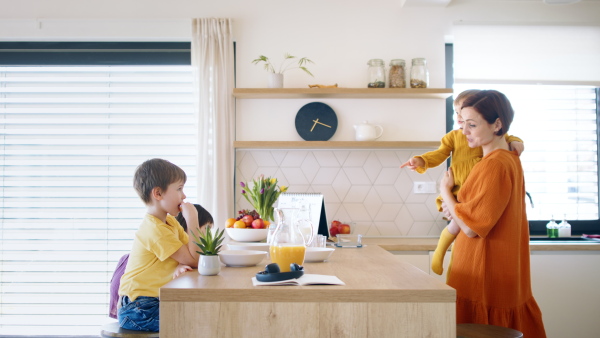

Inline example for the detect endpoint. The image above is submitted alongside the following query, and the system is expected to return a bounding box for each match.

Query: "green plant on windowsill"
[192,226,225,256]
[252,53,314,76]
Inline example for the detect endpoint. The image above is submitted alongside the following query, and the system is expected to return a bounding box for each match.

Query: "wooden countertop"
[160,244,455,303]
[362,237,600,252]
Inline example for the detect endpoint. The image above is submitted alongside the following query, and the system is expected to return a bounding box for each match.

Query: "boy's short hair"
[133,158,187,205]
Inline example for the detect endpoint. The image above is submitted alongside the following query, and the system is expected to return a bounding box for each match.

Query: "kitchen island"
[160,244,456,337]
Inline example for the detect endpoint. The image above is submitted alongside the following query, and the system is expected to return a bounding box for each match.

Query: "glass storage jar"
[367,59,385,88]
[410,58,429,88]
[388,59,406,88]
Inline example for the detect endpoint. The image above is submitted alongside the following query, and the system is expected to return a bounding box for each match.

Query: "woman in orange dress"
[439,90,546,337]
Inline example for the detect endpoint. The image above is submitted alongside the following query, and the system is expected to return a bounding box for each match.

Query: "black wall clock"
[295,102,338,141]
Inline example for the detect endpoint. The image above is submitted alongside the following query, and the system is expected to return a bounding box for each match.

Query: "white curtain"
[191,18,235,228]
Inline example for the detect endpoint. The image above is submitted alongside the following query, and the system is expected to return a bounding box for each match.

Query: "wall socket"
[413,181,437,194]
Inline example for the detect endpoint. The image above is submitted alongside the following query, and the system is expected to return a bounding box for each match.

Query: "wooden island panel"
[160,244,455,337]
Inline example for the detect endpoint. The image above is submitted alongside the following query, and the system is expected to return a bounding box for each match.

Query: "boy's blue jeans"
[118,296,160,332]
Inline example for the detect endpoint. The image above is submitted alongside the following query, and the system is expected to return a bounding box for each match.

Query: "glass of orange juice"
[270,244,306,272]
[270,208,306,272]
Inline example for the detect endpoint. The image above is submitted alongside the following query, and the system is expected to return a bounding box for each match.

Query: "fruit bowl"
[304,247,335,262]
[226,228,268,242]
[218,250,267,267]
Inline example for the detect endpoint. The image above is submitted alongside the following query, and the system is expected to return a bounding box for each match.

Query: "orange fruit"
[225,218,236,228]
[233,220,246,228]
[264,220,270,226]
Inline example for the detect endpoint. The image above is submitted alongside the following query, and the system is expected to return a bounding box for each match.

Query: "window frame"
[0,41,195,336]
[446,43,600,236]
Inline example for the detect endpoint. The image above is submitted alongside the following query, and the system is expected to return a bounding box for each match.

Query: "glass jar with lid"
[410,58,429,88]
[388,59,406,88]
[367,59,385,88]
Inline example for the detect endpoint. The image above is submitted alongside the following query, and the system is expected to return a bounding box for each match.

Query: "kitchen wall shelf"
[234,141,439,149]
[233,88,453,99]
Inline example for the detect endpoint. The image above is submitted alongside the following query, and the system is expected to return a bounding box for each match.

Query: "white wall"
[0,0,598,89]
[0,0,598,233]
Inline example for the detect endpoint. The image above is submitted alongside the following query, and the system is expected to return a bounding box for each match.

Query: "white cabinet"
[391,248,600,338]
[530,251,600,338]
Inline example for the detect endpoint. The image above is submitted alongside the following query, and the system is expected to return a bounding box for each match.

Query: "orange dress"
[449,149,546,338]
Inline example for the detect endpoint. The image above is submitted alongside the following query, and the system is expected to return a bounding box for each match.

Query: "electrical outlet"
[414,181,437,194]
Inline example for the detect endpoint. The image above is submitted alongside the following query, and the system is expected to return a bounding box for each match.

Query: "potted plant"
[192,226,225,276]
[252,53,314,88]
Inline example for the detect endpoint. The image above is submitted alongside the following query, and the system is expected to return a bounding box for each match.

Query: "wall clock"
[295,102,338,141]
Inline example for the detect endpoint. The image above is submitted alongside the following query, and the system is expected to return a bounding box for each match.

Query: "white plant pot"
[268,73,284,88]
[198,255,221,276]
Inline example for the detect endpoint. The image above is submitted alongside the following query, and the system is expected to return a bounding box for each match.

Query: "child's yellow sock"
[431,227,456,275]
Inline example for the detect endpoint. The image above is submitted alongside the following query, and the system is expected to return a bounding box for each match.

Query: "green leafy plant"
[252,53,314,76]
[192,226,225,256]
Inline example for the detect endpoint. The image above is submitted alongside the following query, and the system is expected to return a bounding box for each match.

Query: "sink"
[530,237,590,241]
[530,237,600,244]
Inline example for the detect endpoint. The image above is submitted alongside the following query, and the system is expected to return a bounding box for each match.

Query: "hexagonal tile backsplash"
[235,149,448,237]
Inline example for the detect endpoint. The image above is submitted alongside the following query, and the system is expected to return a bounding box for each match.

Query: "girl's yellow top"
[414,129,523,210]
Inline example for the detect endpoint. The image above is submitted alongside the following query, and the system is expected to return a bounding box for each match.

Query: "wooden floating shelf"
[233,88,453,99]
[234,141,439,149]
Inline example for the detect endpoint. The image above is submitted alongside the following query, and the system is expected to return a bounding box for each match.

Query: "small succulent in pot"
[192,226,225,256]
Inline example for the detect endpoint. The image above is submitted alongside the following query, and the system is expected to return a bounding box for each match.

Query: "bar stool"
[101,322,159,338]
[457,323,523,338]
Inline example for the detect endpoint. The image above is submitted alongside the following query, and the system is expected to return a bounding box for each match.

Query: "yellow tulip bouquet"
[240,175,287,222]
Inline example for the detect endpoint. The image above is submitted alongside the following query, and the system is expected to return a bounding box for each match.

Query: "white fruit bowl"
[304,247,335,262]
[227,242,270,252]
[218,250,267,267]
[225,228,268,242]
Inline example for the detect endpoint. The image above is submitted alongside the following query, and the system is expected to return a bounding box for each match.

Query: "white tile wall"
[235,149,448,237]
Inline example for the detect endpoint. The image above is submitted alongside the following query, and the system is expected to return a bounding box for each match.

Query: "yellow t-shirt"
[119,213,189,301]
[414,130,523,210]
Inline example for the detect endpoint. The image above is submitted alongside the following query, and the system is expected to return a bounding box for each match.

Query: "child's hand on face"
[400,157,425,171]
[179,202,195,219]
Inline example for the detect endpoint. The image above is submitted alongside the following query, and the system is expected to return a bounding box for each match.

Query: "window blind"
[0,66,197,336]
[453,83,598,221]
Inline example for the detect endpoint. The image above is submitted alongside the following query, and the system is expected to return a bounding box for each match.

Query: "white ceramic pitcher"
[354,120,384,141]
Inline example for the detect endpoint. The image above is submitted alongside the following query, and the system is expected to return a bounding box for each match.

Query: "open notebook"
[252,274,345,286]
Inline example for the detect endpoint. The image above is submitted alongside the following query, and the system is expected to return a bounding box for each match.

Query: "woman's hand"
[400,157,425,171]
[441,201,453,220]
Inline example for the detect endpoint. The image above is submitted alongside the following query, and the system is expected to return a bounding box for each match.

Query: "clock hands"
[310,118,332,132]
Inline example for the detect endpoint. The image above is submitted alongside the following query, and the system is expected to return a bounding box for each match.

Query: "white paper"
[252,274,345,286]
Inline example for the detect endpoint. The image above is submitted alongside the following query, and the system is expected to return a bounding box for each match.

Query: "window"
[0,43,196,336]
[450,84,600,235]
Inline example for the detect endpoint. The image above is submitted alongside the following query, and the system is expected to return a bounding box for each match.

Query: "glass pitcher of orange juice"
[270,208,306,272]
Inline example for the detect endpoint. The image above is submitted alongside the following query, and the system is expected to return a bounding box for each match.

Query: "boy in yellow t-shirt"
[118,158,202,332]
[400,90,524,275]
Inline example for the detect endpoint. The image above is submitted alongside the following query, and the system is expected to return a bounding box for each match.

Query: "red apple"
[251,218,264,229]
[329,226,339,237]
[241,214,254,227]
[331,220,341,229]
[339,223,351,234]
